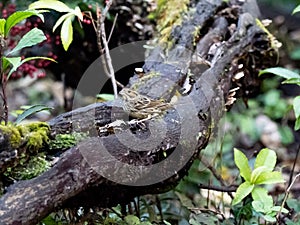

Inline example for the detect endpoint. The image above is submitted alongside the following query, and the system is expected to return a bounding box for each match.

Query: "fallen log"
[0,0,277,224]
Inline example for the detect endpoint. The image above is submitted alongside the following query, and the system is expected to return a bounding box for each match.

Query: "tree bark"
[0,0,277,224]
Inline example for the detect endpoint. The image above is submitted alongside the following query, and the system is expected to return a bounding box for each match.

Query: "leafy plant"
[28,0,84,50]
[233,148,287,222]
[259,67,300,130]
[0,9,55,123]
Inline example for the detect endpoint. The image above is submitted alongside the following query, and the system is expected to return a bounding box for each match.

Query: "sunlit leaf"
[295,117,300,130]
[4,56,22,78]
[5,10,43,37]
[252,187,273,210]
[254,148,276,171]
[259,67,300,79]
[15,104,53,124]
[74,6,83,21]
[61,16,73,51]
[29,0,72,13]
[251,166,268,184]
[6,56,56,79]
[292,4,300,14]
[96,93,115,101]
[232,181,254,205]
[52,12,74,32]
[255,171,285,185]
[0,19,6,35]
[234,148,251,182]
[8,28,46,55]
[282,78,300,85]
[293,96,300,119]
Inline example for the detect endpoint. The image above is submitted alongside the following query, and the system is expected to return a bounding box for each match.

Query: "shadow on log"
[0,0,277,224]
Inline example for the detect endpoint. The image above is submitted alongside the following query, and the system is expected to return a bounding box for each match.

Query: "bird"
[119,88,171,119]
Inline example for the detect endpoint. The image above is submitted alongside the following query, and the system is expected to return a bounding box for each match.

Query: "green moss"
[4,153,50,180]
[49,132,87,150]
[0,122,50,151]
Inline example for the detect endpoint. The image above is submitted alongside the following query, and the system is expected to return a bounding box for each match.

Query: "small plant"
[0,8,55,123]
[259,67,300,130]
[233,148,287,222]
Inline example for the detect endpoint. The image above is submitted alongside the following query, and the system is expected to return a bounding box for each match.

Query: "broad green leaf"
[234,148,251,182]
[254,148,276,171]
[254,171,285,185]
[0,19,6,35]
[74,6,83,21]
[293,96,300,119]
[232,181,254,205]
[292,4,300,14]
[7,56,56,79]
[259,67,300,79]
[61,16,73,51]
[252,187,273,211]
[52,12,74,32]
[252,201,265,213]
[271,206,288,214]
[15,104,53,124]
[263,214,277,222]
[29,0,72,13]
[251,166,268,183]
[4,56,22,78]
[8,28,46,55]
[2,57,13,72]
[5,10,43,37]
[282,78,300,85]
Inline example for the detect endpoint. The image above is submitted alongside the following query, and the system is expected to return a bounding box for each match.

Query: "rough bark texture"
[0,0,277,224]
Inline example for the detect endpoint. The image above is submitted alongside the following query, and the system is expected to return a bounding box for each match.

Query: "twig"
[276,145,300,223]
[107,13,118,43]
[198,184,237,193]
[96,1,119,99]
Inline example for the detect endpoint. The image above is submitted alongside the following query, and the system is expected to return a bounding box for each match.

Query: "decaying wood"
[0,0,277,224]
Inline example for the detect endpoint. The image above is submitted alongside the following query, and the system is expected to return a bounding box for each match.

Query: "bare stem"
[96,1,119,99]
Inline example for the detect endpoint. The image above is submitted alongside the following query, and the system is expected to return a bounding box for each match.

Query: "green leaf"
[263,214,277,222]
[5,10,43,37]
[4,56,22,78]
[61,16,73,51]
[8,28,46,55]
[279,125,294,145]
[271,206,288,214]
[234,148,252,182]
[295,117,300,130]
[21,56,56,64]
[254,148,276,171]
[6,56,56,79]
[251,166,268,183]
[254,171,285,185]
[252,187,273,211]
[282,78,300,85]
[96,93,115,101]
[292,4,300,14]
[293,96,300,119]
[232,181,254,205]
[52,12,74,32]
[0,19,6,35]
[259,67,300,79]
[15,104,53,124]
[29,0,73,13]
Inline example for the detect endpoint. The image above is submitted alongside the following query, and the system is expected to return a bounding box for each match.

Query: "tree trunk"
[0,0,277,224]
